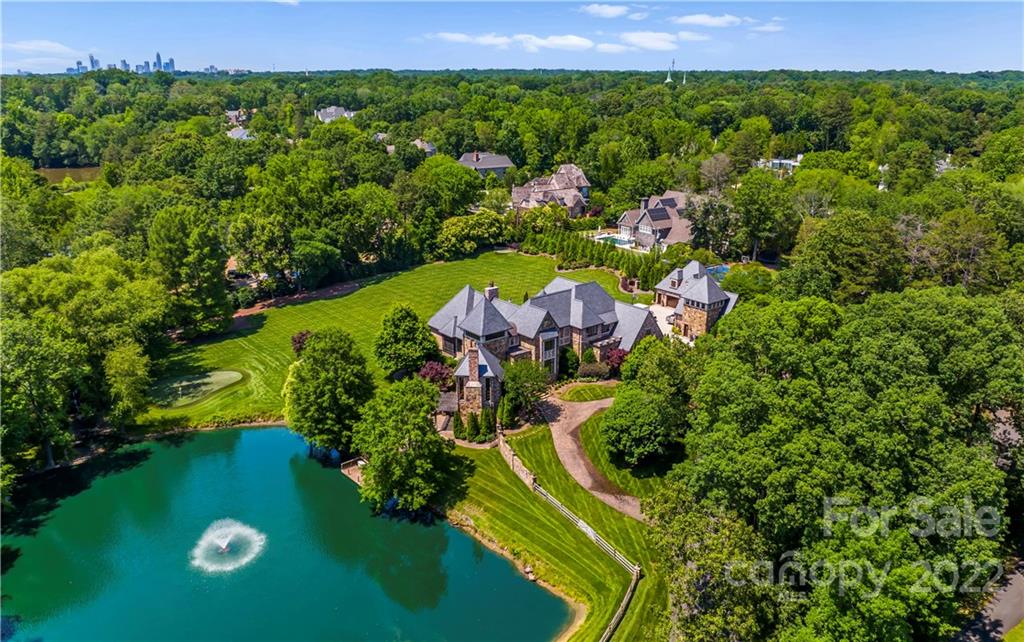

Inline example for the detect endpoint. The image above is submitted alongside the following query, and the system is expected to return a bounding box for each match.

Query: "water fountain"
[190,519,267,573]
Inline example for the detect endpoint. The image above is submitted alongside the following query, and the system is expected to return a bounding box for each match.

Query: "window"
[509,334,519,347]
[485,331,505,341]
[639,224,652,234]
[586,326,598,336]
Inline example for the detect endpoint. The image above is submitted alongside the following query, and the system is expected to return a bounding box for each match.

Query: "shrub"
[581,347,596,364]
[559,346,579,380]
[419,361,453,390]
[291,330,313,356]
[451,412,465,439]
[578,361,611,379]
[606,348,628,374]
[465,412,480,441]
[233,287,257,309]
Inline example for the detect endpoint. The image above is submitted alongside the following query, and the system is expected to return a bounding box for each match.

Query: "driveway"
[956,561,1024,642]
[538,395,645,522]
[648,303,675,338]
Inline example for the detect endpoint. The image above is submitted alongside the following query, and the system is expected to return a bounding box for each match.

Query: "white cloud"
[514,34,595,52]
[273,0,300,6]
[751,21,785,33]
[620,31,678,51]
[677,30,711,42]
[580,4,629,18]
[3,39,78,55]
[596,43,633,53]
[671,13,744,28]
[627,12,649,21]
[431,32,593,53]
[432,32,513,48]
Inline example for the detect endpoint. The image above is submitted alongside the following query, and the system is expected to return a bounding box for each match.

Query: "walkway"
[956,561,1023,642]
[538,394,645,522]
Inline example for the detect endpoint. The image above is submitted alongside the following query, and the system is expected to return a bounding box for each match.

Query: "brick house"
[654,261,739,340]
[428,277,662,413]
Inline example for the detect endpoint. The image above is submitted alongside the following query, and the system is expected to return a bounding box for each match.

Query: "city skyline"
[2,2,1022,74]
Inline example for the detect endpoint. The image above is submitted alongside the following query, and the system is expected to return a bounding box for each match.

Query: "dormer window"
[670,279,677,288]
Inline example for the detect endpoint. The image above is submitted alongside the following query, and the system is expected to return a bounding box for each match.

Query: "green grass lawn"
[1008,622,1024,642]
[453,446,631,641]
[578,411,673,499]
[507,425,667,641]
[143,252,636,428]
[149,370,243,408]
[557,382,619,402]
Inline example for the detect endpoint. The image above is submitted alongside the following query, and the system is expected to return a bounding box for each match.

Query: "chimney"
[467,347,480,383]
[640,197,649,210]
[484,281,499,301]
[474,151,480,162]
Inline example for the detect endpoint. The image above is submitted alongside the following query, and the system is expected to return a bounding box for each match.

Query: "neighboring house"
[654,260,738,340]
[314,106,357,124]
[458,151,515,179]
[227,126,254,141]
[511,164,591,218]
[429,278,661,413]
[617,190,701,250]
[225,109,250,126]
[756,154,803,175]
[413,138,437,157]
[373,132,389,143]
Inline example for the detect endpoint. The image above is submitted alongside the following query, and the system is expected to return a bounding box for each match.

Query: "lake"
[0,428,571,641]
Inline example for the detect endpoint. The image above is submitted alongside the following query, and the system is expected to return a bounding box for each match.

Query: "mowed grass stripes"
[144,252,632,427]
[578,411,670,499]
[508,425,668,641]
[454,447,630,641]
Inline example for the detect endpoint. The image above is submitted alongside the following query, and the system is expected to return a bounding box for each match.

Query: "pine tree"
[466,412,480,441]
[452,412,465,439]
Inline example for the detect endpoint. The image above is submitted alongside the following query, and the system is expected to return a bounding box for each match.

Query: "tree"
[732,169,793,261]
[912,208,1009,292]
[601,384,677,465]
[465,411,480,442]
[1,314,86,473]
[979,125,1024,181]
[777,209,908,303]
[607,160,675,215]
[558,346,579,381]
[502,359,551,418]
[283,327,376,453]
[700,153,733,196]
[451,411,465,439]
[418,361,453,390]
[374,304,439,377]
[352,377,454,512]
[432,209,508,261]
[720,263,775,300]
[149,204,232,336]
[103,342,151,431]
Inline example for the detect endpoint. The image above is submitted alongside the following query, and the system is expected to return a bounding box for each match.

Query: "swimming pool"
[706,264,730,281]
[594,233,632,247]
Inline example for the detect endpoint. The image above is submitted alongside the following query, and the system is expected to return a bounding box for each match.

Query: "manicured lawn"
[508,425,667,641]
[150,370,243,408]
[143,252,636,428]
[1008,623,1024,642]
[557,382,618,402]
[453,446,630,642]
[578,411,673,499]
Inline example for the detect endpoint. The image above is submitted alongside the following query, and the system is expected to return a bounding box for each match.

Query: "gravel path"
[538,395,645,522]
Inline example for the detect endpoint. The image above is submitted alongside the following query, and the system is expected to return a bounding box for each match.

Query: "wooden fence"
[496,432,642,642]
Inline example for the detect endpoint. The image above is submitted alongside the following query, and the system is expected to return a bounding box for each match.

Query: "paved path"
[956,561,1023,642]
[538,394,645,522]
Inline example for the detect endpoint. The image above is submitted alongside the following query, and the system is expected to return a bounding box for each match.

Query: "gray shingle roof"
[655,260,707,295]
[459,296,511,337]
[458,152,514,170]
[454,345,505,380]
[428,285,482,338]
[676,275,731,306]
[614,302,662,350]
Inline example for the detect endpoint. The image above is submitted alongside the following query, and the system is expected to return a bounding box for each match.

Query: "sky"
[2,2,1022,74]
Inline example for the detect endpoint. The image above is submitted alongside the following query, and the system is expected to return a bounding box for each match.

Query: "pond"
[0,428,571,641]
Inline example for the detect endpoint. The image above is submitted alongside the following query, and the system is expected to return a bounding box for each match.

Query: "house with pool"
[616,190,705,251]
[428,277,661,414]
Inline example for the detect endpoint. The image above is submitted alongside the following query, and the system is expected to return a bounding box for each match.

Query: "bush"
[291,330,313,356]
[497,397,515,429]
[581,347,596,364]
[559,346,579,380]
[419,361,454,390]
[478,407,496,441]
[451,412,465,439]
[232,287,257,309]
[578,361,611,379]
[606,348,628,374]
[465,412,480,441]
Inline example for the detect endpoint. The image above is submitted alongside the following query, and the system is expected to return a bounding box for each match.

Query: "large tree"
[731,168,792,260]
[501,359,551,419]
[373,304,439,377]
[283,328,376,452]
[351,377,454,512]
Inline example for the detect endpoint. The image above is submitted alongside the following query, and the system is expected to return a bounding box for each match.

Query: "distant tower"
[664,59,675,84]
[155,52,162,72]
[682,71,687,85]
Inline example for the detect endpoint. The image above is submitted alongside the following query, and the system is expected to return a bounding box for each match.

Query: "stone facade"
[675,299,727,339]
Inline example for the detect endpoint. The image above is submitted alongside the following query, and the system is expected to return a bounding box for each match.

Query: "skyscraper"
[143,61,151,73]
[155,52,162,72]
[89,54,99,71]
[166,58,175,72]
[120,59,129,71]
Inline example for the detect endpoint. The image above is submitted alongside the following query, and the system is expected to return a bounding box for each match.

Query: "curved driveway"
[538,395,645,522]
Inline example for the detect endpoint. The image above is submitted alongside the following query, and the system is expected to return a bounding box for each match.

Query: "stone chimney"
[484,281,499,301]
[473,151,480,162]
[467,346,480,383]
[640,197,649,210]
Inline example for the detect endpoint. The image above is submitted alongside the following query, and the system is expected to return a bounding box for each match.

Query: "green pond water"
[1,428,571,641]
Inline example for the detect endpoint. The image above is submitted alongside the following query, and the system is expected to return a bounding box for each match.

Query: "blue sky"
[3,2,1022,74]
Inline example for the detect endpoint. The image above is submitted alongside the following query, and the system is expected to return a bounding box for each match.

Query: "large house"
[511,164,591,218]
[429,277,662,413]
[654,261,738,340]
[458,151,515,179]
[314,106,358,124]
[617,190,702,250]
